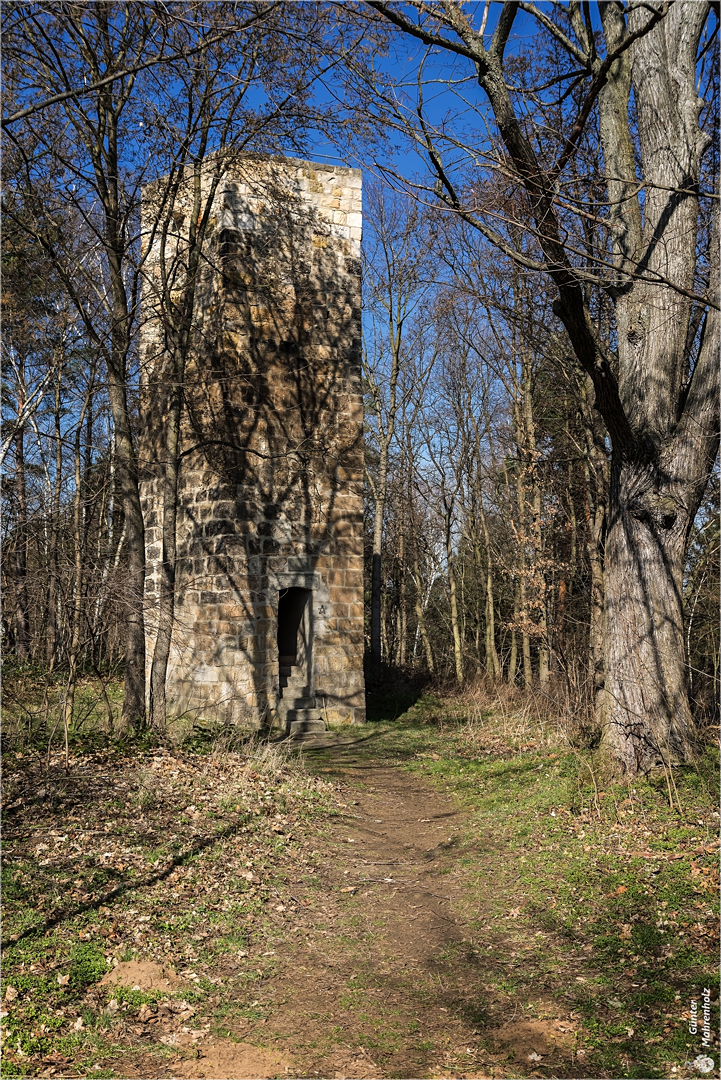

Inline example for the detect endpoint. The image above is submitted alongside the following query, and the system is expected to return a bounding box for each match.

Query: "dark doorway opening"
[277,587,311,665]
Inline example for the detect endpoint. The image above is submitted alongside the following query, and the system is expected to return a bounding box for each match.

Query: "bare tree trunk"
[148,381,180,733]
[397,524,407,665]
[45,367,65,669]
[508,578,519,685]
[602,457,693,770]
[579,391,607,718]
[370,457,387,668]
[521,336,549,688]
[443,502,464,686]
[515,475,533,689]
[478,500,500,679]
[413,552,434,673]
[148,152,224,730]
[14,384,30,661]
[63,382,93,742]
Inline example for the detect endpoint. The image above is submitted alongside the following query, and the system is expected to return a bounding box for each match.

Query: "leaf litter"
[1,738,334,1077]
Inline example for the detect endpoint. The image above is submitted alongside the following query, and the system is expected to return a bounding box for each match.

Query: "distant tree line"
[362,184,719,732]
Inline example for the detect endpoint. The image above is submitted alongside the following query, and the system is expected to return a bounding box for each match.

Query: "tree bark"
[413,551,435,673]
[14,379,30,661]
[596,1,719,770]
[443,501,464,686]
[578,376,607,716]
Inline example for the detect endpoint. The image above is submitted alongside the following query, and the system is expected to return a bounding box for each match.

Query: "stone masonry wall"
[140,155,365,728]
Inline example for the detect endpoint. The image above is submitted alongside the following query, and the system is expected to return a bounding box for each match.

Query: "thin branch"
[2,6,279,128]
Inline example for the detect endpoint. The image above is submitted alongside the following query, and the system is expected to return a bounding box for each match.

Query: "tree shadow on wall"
[145,156,364,726]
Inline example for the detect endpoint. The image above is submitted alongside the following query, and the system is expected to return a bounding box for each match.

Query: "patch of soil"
[101,960,186,992]
[169,1038,291,1079]
[322,1046,379,1079]
[492,1018,576,1066]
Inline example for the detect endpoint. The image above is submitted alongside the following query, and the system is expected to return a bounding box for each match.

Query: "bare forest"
[2,6,720,1080]
[3,1,718,770]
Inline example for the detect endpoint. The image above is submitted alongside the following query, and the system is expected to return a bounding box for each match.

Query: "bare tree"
[361,0,719,773]
[3,2,360,731]
[362,183,435,669]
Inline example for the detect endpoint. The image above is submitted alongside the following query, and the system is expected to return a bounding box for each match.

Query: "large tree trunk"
[578,376,608,716]
[602,453,694,771]
[596,1,719,771]
[107,358,147,731]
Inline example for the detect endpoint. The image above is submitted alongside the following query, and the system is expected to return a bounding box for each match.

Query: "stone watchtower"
[141,156,365,734]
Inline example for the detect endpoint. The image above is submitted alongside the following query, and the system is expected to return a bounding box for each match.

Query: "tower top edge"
[142,151,362,194]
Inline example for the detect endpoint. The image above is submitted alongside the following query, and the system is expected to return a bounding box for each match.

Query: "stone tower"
[141,156,365,733]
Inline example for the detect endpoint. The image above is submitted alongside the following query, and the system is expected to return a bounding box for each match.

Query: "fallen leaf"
[74,1016,84,1030]
[528,1052,542,1062]
[57,974,70,987]
[4,986,17,1002]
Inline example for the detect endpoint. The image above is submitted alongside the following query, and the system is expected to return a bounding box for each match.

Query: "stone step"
[284,707,323,724]
[280,676,309,691]
[279,696,316,710]
[287,716,327,736]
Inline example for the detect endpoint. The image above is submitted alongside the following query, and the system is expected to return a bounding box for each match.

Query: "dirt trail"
[221,744,578,1080]
[133,742,582,1080]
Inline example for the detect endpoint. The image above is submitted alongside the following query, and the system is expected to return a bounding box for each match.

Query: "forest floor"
[1,689,719,1080]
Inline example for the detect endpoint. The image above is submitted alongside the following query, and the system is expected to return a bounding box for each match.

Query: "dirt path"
[5,725,716,1079]
[98,739,584,1080]
[203,744,578,1080]
[267,754,478,1078]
